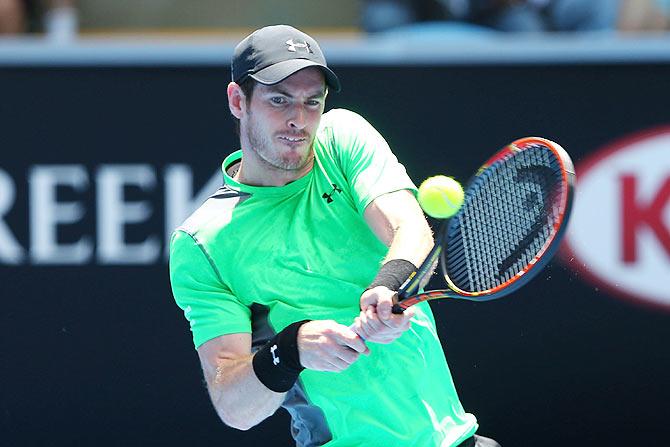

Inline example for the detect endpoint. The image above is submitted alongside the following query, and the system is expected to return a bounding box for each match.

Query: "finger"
[359,288,379,311]
[379,305,415,329]
[356,318,376,342]
[348,320,372,354]
[369,335,396,344]
[351,313,368,339]
[353,313,372,341]
[377,293,394,321]
[358,310,368,328]
[362,307,384,332]
[333,325,369,354]
[320,357,349,372]
[334,346,361,365]
[397,307,415,330]
[378,313,407,330]
[331,356,352,371]
[349,317,362,336]
[356,325,370,341]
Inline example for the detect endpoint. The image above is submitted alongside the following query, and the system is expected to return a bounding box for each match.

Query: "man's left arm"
[353,189,434,343]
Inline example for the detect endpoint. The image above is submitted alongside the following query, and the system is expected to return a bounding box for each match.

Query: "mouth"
[278,135,307,146]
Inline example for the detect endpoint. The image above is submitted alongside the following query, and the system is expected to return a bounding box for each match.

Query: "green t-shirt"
[169,109,477,447]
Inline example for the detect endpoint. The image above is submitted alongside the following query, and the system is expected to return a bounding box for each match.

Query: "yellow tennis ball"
[417,175,464,219]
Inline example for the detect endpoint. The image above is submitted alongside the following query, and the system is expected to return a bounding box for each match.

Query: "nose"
[288,105,307,130]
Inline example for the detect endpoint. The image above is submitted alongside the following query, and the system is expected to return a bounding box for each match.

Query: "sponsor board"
[562,127,670,311]
[0,165,219,265]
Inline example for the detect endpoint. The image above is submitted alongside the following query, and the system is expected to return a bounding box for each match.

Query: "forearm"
[365,190,436,291]
[382,218,433,266]
[385,227,435,291]
[203,355,285,430]
[203,320,368,429]
[367,191,434,265]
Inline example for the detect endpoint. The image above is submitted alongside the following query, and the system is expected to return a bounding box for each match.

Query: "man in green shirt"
[170,24,500,447]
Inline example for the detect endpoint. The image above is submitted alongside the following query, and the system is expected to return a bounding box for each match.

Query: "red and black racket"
[393,136,575,313]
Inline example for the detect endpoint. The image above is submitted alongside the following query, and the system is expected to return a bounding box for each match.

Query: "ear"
[227,82,245,120]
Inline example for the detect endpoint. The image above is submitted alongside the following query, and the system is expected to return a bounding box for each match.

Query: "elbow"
[224,418,256,431]
[217,408,261,431]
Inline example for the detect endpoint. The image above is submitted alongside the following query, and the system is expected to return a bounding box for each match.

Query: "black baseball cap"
[231,25,341,92]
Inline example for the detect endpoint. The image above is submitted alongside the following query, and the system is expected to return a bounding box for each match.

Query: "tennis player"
[169,25,500,447]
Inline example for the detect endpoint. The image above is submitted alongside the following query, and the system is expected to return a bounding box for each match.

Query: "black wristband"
[367,259,417,292]
[252,320,310,393]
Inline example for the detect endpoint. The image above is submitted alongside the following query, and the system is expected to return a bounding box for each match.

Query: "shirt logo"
[286,39,312,53]
[322,184,342,203]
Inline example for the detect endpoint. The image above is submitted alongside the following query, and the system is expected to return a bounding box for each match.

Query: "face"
[239,67,327,174]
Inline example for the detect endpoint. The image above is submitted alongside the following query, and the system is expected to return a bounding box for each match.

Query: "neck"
[234,149,314,187]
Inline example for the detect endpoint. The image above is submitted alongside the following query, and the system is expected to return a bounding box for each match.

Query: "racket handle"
[391,303,405,314]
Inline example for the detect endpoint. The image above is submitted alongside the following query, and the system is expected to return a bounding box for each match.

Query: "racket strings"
[445,145,566,292]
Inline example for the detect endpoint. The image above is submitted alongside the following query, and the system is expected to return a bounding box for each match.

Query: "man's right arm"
[197,320,369,431]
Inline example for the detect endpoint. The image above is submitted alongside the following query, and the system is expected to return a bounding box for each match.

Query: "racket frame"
[392,137,575,313]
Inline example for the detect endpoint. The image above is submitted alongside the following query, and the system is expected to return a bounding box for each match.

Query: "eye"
[270,96,286,105]
[306,99,322,107]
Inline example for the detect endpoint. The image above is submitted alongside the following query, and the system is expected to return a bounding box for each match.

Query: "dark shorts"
[457,434,502,447]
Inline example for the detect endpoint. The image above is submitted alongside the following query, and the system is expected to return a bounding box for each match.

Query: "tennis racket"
[392,136,575,313]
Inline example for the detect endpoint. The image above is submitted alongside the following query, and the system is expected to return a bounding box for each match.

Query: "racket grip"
[391,303,405,314]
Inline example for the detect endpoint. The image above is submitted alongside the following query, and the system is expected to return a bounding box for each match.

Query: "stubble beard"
[245,113,314,173]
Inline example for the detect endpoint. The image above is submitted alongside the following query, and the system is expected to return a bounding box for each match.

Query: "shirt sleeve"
[329,109,418,214]
[169,230,251,349]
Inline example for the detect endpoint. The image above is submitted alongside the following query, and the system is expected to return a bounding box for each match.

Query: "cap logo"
[286,39,312,53]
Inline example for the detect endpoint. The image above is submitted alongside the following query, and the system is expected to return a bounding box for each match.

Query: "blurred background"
[1,1,669,446]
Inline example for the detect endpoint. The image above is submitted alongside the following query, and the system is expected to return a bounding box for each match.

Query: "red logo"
[562,126,670,311]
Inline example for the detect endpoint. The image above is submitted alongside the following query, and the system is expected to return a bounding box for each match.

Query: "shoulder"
[176,184,249,238]
[316,108,384,155]
[320,108,371,130]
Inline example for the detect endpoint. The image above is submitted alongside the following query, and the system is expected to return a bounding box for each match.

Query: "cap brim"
[250,59,341,92]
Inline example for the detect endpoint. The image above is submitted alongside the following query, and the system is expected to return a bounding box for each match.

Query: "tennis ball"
[417,175,464,219]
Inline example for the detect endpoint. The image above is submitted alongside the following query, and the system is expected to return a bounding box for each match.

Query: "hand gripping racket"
[393,136,575,313]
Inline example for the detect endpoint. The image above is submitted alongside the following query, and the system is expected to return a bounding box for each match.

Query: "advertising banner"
[2,58,669,447]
